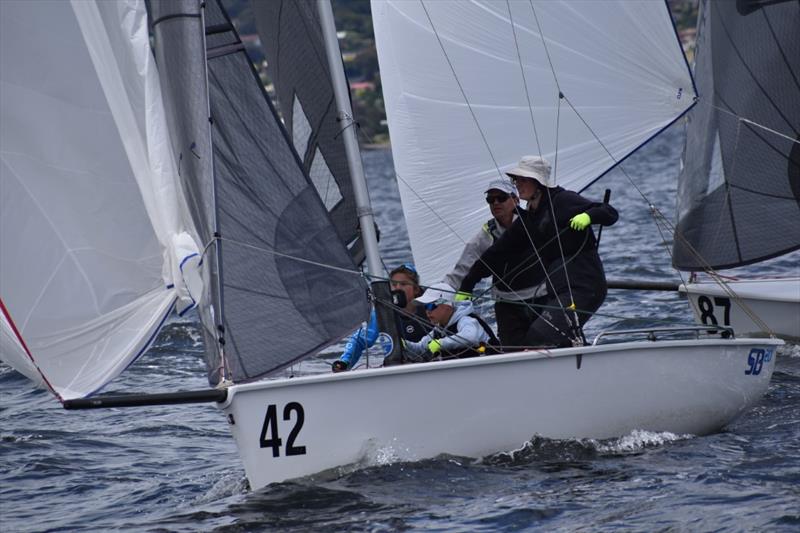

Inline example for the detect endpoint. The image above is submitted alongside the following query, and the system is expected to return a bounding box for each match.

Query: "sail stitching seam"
[707,101,800,145]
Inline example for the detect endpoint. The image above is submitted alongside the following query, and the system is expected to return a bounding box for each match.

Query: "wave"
[484,430,693,466]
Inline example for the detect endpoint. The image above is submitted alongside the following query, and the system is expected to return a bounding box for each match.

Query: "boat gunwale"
[679,278,800,303]
[220,336,783,406]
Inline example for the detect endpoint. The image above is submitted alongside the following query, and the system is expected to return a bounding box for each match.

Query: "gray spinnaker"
[153,0,369,384]
[251,0,363,262]
[673,0,800,271]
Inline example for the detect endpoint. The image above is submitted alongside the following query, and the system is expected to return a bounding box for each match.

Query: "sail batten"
[673,0,800,271]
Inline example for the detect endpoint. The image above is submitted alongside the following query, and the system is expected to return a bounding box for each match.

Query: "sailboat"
[673,0,799,340]
[0,0,782,492]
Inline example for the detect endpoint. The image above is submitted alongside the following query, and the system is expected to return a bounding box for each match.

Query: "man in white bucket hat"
[443,178,546,348]
[457,155,619,348]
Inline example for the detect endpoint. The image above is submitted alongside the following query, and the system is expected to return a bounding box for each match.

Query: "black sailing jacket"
[459,186,618,297]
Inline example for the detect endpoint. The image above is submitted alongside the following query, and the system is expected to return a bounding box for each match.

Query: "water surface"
[2,125,798,531]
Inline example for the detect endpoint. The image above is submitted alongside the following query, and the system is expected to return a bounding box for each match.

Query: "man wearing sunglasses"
[403,282,498,361]
[443,179,546,349]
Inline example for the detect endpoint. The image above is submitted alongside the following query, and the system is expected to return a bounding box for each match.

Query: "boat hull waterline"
[681,278,800,340]
[221,337,782,490]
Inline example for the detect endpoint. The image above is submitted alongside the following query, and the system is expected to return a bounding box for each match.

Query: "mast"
[317,0,405,365]
[316,0,382,277]
[198,0,228,382]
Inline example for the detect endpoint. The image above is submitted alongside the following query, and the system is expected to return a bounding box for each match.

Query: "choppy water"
[2,126,799,531]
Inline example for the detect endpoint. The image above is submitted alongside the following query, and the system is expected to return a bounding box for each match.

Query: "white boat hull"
[221,338,781,490]
[681,278,800,340]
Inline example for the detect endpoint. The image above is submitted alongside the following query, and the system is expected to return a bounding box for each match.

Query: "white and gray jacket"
[404,301,490,358]
[443,216,544,301]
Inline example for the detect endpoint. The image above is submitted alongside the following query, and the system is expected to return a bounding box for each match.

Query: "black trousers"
[523,288,606,348]
[495,297,546,349]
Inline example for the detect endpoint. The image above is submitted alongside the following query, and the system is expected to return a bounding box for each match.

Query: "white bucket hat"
[506,155,555,188]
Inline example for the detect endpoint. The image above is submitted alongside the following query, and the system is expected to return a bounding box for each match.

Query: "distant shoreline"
[362,142,390,150]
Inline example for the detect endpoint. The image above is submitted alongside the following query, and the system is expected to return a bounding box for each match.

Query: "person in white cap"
[403,282,499,361]
[443,179,546,348]
[457,155,618,348]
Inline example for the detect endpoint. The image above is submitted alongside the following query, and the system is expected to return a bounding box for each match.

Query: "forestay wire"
[507,0,542,156]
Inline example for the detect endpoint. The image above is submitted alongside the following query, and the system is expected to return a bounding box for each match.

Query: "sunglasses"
[423,298,450,311]
[486,193,510,204]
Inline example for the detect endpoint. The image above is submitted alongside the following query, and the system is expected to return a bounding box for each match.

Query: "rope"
[216,237,366,277]
[391,171,563,336]
[544,97,581,338]
[507,0,543,155]
[517,1,583,341]
[528,0,562,95]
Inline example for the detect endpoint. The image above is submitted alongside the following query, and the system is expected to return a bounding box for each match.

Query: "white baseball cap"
[415,282,456,305]
[484,179,517,195]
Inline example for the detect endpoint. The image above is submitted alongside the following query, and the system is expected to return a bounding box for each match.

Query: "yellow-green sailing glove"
[569,212,591,230]
[454,291,472,302]
[427,338,442,355]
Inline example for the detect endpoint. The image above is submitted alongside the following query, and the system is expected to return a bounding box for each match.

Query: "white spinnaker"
[373,0,695,283]
[0,313,42,387]
[0,0,198,399]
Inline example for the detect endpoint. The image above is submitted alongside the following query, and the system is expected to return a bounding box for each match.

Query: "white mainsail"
[373,0,696,283]
[0,0,199,399]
